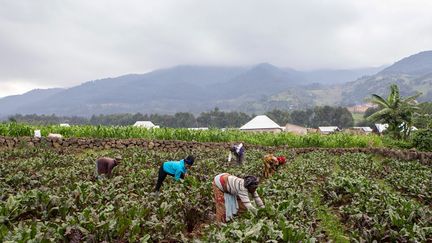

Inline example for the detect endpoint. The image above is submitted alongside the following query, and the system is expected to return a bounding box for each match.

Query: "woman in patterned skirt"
[212,173,264,223]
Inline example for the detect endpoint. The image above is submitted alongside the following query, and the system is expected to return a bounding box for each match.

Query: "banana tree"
[367,84,421,139]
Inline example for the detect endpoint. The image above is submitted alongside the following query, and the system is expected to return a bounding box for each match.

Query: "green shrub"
[412,129,432,152]
[381,135,414,149]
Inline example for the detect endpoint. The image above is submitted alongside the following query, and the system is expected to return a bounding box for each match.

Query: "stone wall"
[0,136,431,165]
[0,136,240,151]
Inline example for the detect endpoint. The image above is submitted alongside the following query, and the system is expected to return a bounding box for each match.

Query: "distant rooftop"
[374,123,388,133]
[318,126,340,132]
[353,126,373,132]
[240,115,282,130]
[133,121,157,128]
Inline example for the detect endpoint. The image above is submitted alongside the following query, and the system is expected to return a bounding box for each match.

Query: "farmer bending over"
[154,155,195,193]
[95,156,122,179]
[228,143,245,165]
[212,173,264,223]
[263,154,286,178]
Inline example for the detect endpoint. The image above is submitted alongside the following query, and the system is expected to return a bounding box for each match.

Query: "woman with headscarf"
[95,155,122,179]
[212,173,264,223]
[154,155,195,193]
[263,154,286,178]
[228,143,245,165]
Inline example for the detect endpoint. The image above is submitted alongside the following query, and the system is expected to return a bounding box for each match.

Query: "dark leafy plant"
[412,129,432,152]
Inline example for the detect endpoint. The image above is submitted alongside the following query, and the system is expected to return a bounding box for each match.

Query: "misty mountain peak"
[0,50,430,117]
[380,50,432,75]
[253,63,280,72]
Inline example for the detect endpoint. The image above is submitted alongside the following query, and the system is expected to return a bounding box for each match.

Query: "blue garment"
[224,192,239,222]
[163,159,187,181]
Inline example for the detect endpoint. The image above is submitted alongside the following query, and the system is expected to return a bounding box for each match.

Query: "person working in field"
[95,155,122,179]
[212,173,264,223]
[228,143,245,165]
[263,154,286,178]
[154,155,195,193]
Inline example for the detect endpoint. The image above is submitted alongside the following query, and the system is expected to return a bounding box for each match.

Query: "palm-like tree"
[367,84,421,139]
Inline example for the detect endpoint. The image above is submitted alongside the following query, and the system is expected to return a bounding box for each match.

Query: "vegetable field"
[1,146,431,242]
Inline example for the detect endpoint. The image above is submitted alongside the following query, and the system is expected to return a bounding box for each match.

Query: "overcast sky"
[0,0,432,97]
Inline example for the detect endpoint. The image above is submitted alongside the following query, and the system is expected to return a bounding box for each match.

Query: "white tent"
[133,121,158,129]
[240,115,282,132]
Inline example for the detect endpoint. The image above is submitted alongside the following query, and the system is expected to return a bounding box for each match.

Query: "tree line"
[7,100,431,130]
[7,106,356,128]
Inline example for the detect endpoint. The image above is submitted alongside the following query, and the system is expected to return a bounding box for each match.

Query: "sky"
[0,0,432,98]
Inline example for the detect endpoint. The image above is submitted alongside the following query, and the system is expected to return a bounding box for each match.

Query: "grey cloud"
[0,0,431,96]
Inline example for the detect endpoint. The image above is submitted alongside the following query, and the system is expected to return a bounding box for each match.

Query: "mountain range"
[0,51,431,117]
[341,51,432,104]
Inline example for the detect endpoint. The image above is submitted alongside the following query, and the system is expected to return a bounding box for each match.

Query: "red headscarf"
[277,156,286,165]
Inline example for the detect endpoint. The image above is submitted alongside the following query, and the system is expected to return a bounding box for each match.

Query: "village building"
[373,123,388,134]
[318,126,341,135]
[347,103,376,113]
[284,123,308,135]
[133,121,159,129]
[307,128,318,134]
[344,126,373,135]
[373,123,418,134]
[240,115,283,133]
[187,127,209,130]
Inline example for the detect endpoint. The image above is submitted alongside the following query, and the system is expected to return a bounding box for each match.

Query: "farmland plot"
[0,147,431,242]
